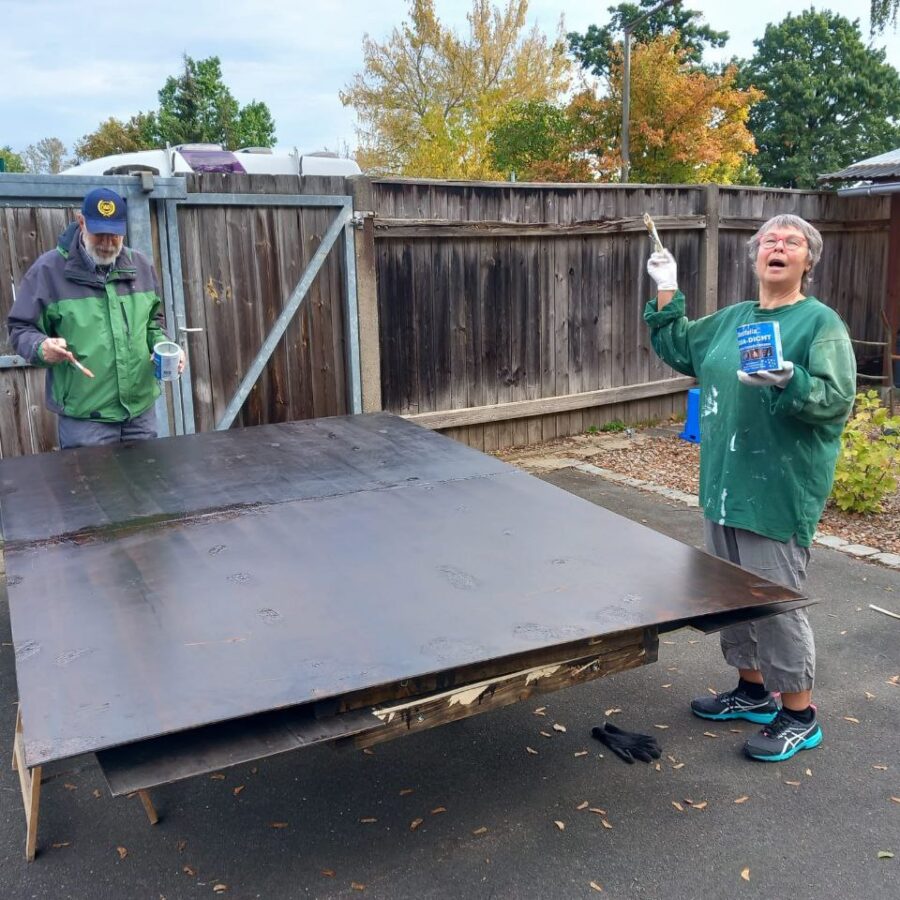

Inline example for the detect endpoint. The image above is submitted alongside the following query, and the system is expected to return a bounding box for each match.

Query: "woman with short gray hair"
[642,214,856,762]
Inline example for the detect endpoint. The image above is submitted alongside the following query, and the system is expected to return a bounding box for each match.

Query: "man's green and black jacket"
[8,222,168,423]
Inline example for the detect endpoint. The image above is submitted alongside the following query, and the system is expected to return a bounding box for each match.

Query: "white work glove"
[737,361,795,389]
[646,250,678,292]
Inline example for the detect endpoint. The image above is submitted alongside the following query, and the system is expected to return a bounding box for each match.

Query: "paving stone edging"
[574,462,900,570]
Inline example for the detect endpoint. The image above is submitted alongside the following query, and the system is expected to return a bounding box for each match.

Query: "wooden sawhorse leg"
[12,706,42,861]
[137,789,158,825]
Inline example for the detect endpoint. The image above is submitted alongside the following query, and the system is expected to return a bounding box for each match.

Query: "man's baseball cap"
[81,188,127,235]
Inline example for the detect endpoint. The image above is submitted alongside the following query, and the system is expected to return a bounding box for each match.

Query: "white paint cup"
[153,341,181,381]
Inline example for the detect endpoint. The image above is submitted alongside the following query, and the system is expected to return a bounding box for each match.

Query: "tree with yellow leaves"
[341,0,571,178]
[592,34,763,184]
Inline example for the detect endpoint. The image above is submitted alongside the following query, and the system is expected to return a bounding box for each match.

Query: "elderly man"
[8,188,183,449]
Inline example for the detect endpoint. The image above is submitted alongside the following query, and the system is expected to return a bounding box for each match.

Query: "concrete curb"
[574,463,900,570]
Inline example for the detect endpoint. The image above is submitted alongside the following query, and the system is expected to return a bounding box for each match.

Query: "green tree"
[739,10,900,188]
[23,137,69,174]
[72,114,156,162]
[0,145,27,173]
[152,55,276,148]
[568,1,728,79]
[341,0,572,178]
[489,99,593,181]
[871,1,898,33]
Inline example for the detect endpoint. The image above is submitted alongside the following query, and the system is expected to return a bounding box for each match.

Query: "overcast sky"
[1,1,898,158]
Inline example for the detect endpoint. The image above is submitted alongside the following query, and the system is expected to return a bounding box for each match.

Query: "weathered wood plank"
[406,376,695,429]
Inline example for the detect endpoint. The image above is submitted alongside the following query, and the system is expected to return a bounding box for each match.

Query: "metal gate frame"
[1,175,362,439]
[161,191,362,433]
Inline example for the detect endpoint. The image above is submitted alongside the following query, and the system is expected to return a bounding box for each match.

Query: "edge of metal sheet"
[96,706,383,796]
[662,597,816,635]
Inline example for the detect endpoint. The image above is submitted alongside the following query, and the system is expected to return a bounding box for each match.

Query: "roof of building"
[818,147,900,183]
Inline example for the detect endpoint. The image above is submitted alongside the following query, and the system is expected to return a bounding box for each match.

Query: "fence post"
[348,175,382,412]
[699,184,720,316]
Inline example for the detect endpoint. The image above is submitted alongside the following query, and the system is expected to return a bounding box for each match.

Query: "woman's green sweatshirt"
[644,292,856,546]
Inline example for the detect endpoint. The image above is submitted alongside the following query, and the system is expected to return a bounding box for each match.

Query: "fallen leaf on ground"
[653,724,669,730]
[707,688,718,695]
[51,842,70,849]
[662,640,676,645]
[877,851,894,859]
[271,822,289,828]
[672,763,685,770]
[182,865,196,876]
[351,883,366,891]
[399,788,414,796]
[588,808,607,816]
[533,707,547,716]
[601,819,613,829]
[692,802,708,810]
[93,789,102,799]
[672,802,684,812]
[321,870,335,877]
[576,801,589,810]
[865,692,876,700]
[729,728,743,734]
[540,730,552,738]
[553,723,567,733]
[209,773,226,781]
[574,749,589,758]
[472,827,488,835]
[213,885,228,894]
[873,765,888,771]
[661,683,672,688]
[734,796,750,804]
[554,820,565,831]
[431,806,447,815]
[703,732,718,738]
[589,881,603,892]
[250,767,258,774]
[116,846,128,860]
[741,868,750,882]
[362,748,375,755]
[177,840,187,852]
[604,709,621,716]
[784,780,801,786]
[64,783,77,791]
[233,786,244,796]
[844,717,860,724]
[526,746,539,755]
[891,797,900,804]
[358,818,376,824]
[410,818,424,831]
[654,763,661,772]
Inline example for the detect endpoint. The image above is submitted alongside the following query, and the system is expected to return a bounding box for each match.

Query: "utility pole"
[621,0,679,182]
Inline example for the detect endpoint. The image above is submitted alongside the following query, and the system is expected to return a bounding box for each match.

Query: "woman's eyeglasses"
[760,236,806,251]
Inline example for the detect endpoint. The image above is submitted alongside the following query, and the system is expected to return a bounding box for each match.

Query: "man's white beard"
[83,240,120,267]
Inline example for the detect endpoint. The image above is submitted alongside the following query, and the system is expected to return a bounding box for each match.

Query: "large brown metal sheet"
[2,415,806,767]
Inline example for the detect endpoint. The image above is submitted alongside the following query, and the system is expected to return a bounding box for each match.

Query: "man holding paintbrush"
[8,188,183,449]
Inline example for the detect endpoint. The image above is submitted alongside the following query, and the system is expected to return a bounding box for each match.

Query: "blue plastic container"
[679,387,701,443]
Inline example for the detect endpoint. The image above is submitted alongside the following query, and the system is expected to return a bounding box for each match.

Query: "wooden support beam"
[404,376,695,430]
[719,217,889,233]
[138,790,159,825]
[374,214,706,240]
[699,185,720,317]
[352,629,655,749]
[13,706,42,861]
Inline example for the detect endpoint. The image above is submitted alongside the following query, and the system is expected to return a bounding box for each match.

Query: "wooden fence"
[0,174,891,457]
[372,179,890,450]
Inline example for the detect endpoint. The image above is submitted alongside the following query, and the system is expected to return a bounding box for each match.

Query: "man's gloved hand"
[591,722,662,764]
[646,249,678,292]
[737,360,795,389]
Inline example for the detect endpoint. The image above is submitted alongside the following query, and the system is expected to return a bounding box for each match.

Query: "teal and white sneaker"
[691,686,780,724]
[743,709,823,762]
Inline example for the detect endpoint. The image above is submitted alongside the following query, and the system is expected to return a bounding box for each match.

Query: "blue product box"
[737,322,783,373]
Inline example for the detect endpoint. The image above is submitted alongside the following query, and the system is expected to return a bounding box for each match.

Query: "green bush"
[830,391,900,514]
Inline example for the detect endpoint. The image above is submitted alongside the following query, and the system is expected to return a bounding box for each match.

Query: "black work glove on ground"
[591,722,662,764]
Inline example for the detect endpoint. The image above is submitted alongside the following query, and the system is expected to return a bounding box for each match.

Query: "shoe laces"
[761,710,797,738]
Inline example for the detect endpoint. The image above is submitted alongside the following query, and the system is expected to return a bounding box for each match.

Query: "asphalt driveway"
[0,467,897,900]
